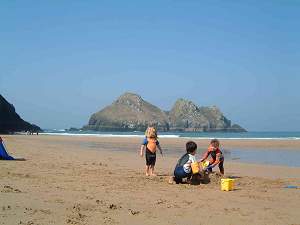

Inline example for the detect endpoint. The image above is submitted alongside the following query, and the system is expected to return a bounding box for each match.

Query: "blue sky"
[0,1,299,131]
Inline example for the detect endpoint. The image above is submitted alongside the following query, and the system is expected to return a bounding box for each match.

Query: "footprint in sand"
[67,203,87,225]
[66,218,80,225]
[128,209,140,215]
[19,221,35,225]
[23,207,33,215]
[1,185,22,193]
[98,162,108,167]
[182,200,193,206]
[2,205,11,211]
[66,214,86,224]
[39,209,52,215]
[156,199,167,205]
[54,199,65,204]
[108,204,121,210]
[103,216,115,224]
[85,195,95,200]
[96,199,106,205]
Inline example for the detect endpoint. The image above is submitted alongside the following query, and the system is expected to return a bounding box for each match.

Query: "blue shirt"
[142,137,159,146]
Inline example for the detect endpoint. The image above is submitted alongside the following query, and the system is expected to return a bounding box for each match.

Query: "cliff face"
[0,95,41,134]
[84,93,246,132]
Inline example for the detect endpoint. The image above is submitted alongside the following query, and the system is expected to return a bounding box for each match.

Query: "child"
[200,139,224,175]
[140,127,163,176]
[173,141,198,184]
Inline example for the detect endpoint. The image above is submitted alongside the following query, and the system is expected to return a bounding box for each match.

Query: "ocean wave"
[40,132,300,140]
[183,137,300,140]
[42,133,145,138]
[42,133,181,138]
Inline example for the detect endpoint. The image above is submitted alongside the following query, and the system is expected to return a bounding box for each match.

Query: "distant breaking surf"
[41,132,300,140]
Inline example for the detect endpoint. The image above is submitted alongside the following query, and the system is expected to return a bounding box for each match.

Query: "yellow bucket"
[191,162,200,174]
[201,160,210,169]
[221,178,235,191]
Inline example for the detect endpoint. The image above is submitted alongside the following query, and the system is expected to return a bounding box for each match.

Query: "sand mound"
[208,172,224,185]
[167,171,224,186]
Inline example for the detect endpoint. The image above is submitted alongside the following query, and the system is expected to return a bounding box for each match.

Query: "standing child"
[140,127,163,176]
[200,139,224,175]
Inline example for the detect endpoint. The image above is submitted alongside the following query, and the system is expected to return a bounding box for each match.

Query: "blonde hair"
[145,127,157,139]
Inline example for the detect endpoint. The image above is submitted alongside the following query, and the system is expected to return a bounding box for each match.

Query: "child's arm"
[157,144,163,156]
[140,145,145,157]
[207,153,222,169]
[188,155,196,165]
[200,150,209,162]
[140,137,148,157]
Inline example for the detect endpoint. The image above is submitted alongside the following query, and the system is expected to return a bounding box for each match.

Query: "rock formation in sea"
[0,95,42,134]
[84,93,169,131]
[84,92,246,132]
[168,99,230,131]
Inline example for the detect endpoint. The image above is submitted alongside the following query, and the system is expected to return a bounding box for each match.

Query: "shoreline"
[40,132,300,140]
[5,133,300,149]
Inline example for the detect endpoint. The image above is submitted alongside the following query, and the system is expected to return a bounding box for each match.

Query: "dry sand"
[1,135,300,225]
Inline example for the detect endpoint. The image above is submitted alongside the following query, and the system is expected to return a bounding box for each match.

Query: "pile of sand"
[168,171,224,186]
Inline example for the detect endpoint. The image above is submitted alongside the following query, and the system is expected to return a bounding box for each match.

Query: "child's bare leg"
[220,169,224,175]
[149,165,153,176]
[219,161,224,175]
[150,165,157,176]
[146,165,150,176]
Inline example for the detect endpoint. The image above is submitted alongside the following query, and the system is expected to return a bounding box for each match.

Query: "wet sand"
[1,135,300,225]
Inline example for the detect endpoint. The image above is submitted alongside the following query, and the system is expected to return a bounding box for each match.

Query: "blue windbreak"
[0,141,15,160]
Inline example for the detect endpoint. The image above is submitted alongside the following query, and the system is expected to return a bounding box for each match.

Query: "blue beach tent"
[0,137,15,160]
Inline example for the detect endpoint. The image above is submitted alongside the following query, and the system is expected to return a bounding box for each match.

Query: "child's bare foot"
[146,173,150,176]
[168,176,175,184]
[151,173,157,176]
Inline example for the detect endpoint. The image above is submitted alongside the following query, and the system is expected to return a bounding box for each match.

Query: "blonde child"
[140,127,163,176]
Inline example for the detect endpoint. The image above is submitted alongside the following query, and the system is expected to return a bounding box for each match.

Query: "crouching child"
[200,139,224,175]
[173,141,198,184]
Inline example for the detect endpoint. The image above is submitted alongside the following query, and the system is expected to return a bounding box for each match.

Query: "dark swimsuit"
[208,150,224,174]
[143,138,159,166]
[146,148,156,166]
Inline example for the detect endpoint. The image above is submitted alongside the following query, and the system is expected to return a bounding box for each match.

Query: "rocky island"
[0,95,41,134]
[84,93,246,132]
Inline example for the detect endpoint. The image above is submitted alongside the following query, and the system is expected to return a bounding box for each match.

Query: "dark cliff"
[0,95,41,134]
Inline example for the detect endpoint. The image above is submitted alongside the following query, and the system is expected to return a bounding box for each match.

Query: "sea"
[42,130,300,140]
[42,130,300,167]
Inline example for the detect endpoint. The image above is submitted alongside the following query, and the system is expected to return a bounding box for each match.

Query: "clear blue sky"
[1,1,299,131]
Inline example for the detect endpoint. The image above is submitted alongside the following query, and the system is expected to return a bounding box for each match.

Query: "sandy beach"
[1,135,300,225]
